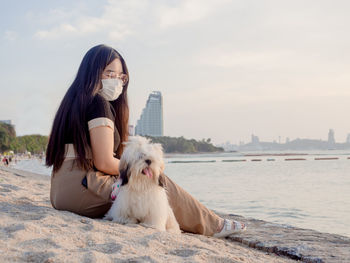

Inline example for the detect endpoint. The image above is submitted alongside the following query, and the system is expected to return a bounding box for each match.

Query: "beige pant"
[50,159,221,236]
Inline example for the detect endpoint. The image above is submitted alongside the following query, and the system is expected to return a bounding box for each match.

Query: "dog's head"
[119,136,165,189]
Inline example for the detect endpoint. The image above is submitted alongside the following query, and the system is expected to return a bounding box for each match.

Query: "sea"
[12,150,350,238]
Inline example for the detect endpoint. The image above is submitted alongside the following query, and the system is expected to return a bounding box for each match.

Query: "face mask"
[99,78,123,101]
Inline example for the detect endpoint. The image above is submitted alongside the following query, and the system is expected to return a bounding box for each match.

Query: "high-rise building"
[128,125,135,136]
[251,134,260,144]
[328,129,335,144]
[135,91,163,137]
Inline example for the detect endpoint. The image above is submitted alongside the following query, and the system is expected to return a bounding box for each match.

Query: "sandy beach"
[0,167,297,263]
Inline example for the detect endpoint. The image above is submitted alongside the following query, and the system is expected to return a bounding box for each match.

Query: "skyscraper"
[328,129,335,144]
[135,91,163,137]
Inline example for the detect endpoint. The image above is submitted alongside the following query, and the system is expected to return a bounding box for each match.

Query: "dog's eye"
[138,153,146,160]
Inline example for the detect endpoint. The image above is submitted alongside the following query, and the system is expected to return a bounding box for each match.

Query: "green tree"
[0,123,48,154]
[146,135,223,153]
[15,135,48,154]
[0,123,16,152]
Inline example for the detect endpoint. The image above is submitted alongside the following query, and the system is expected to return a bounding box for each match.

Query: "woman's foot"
[213,219,246,238]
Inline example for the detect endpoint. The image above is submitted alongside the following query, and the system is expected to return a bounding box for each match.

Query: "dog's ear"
[158,173,166,188]
[120,165,129,186]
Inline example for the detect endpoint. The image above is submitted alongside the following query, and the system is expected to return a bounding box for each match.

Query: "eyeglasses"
[103,70,129,85]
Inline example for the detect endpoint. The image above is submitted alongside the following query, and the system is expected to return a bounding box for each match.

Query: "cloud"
[4,30,18,41]
[35,24,77,39]
[33,0,231,41]
[155,0,231,28]
[33,0,148,41]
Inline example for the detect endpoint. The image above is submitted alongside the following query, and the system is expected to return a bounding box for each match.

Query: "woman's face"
[99,58,128,90]
[102,58,123,80]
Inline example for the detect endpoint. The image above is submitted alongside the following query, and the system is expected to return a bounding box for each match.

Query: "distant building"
[128,125,135,136]
[251,134,260,144]
[346,134,350,144]
[237,134,262,151]
[135,91,163,137]
[0,120,12,125]
[218,141,238,152]
[328,129,335,144]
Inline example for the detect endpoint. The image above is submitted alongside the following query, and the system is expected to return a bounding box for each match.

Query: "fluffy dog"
[104,136,181,234]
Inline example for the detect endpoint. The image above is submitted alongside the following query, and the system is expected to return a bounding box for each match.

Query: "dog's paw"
[167,227,181,234]
[139,223,157,230]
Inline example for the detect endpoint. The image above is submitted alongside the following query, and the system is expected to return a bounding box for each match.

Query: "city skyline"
[1,1,350,144]
[219,129,350,151]
[225,129,350,145]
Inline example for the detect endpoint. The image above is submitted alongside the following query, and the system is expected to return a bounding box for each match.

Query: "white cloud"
[35,23,77,39]
[33,0,148,41]
[33,0,231,41]
[155,0,231,28]
[4,30,18,41]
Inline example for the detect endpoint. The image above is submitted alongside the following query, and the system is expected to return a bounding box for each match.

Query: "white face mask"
[99,78,123,101]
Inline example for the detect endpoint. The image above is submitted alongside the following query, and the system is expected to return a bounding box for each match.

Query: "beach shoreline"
[0,167,349,262]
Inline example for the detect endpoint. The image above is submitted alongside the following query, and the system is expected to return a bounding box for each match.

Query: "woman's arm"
[89,126,120,175]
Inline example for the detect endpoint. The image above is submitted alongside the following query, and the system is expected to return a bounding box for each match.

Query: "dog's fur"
[104,136,180,234]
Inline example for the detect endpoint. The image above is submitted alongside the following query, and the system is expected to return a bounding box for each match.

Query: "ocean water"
[12,151,350,238]
[12,158,52,176]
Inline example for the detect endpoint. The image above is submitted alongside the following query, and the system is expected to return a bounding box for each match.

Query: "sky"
[0,0,350,145]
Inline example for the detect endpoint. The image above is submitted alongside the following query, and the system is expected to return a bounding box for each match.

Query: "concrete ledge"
[218,213,350,262]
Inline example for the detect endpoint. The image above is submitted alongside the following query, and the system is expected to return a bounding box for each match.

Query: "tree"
[146,135,223,153]
[0,122,48,154]
[0,123,16,152]
[15,135,48,154]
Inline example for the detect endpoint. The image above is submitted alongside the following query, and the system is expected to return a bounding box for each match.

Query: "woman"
[46,44,245,237]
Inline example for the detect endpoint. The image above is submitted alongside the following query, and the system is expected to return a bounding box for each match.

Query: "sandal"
[213,219,246,238]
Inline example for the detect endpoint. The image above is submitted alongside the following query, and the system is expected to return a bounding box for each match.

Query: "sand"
[0,167,294,263]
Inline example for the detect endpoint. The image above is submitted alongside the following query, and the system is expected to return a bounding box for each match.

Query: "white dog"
[104,136,181,234]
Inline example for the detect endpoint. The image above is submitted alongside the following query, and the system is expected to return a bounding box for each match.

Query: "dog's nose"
[145,159,152,165]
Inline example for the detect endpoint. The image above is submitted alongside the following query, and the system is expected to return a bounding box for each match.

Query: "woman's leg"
[51,160,117,218]
[164,175,222,236]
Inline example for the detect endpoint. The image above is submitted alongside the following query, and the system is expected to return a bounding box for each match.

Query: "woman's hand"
[89,126,120,175]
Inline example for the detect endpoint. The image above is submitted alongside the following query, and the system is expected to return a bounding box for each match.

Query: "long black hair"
[46,44,129,172]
